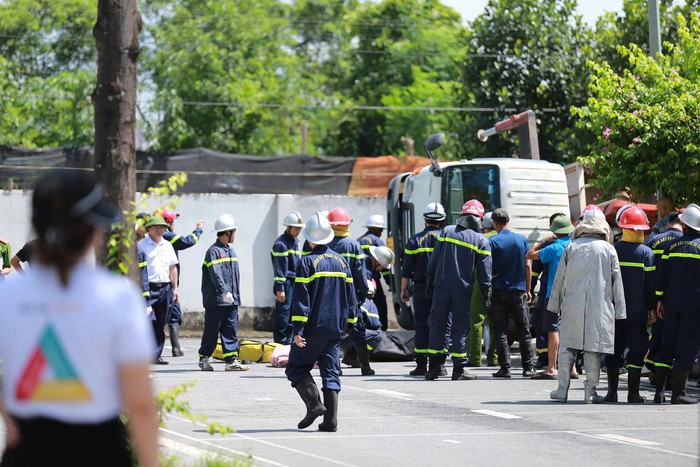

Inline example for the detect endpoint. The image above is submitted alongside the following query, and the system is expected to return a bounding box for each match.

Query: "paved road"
[154,337,700,466]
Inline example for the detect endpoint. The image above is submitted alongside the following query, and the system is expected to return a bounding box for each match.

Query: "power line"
[176,101,559,113]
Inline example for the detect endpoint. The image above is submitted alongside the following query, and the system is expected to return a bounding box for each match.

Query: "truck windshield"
[443,164,500,225]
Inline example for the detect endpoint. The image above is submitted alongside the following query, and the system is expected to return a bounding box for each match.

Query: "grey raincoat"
[547,217,626,354]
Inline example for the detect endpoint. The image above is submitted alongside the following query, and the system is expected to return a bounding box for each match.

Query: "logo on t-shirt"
[15,325,91,402]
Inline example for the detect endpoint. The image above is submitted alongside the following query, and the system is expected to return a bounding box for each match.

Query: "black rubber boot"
[409,355,428,376]
[425,355,444,380]
[318,390,338,432]
[654,366,669,404]
[452,366,477,381]
[294,375,327,429]
[671,370,698,404]
[341,348,361,368]
[169,324,184,357]
[604,366,619,403]
[627,368,646,403]
[356,345,375,376]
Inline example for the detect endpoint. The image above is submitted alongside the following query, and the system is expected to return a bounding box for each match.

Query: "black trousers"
[1,416,131,467]
[491,288,535,370]
[149,283,172,360]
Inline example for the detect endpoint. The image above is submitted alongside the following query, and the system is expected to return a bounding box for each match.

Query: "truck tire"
[394,301,414,330]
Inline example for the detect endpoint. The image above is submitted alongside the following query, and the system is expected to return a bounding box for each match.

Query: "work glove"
[223,292,234,304]
[145,306,155,321]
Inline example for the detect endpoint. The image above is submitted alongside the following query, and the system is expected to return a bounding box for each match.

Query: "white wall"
[0,191,385,312]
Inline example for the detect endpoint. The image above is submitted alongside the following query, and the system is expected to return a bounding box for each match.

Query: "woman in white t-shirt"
[0,171,159,467]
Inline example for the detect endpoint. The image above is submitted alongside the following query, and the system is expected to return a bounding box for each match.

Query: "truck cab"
[387,158,570,330]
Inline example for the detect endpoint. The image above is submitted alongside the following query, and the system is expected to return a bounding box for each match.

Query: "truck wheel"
[394,301,414,330]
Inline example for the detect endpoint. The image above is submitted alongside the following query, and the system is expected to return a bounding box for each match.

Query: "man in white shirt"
[138,215,179,364]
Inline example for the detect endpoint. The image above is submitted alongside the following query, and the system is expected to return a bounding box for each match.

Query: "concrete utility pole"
[648,0,662,56]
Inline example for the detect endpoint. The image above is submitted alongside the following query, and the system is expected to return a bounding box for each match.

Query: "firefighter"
[156,208,204,357]
[604,206,655,403]
[361,279,384,353]
[653,203,700,404]
[401,202,446,376]
[198,214,249,372]
[425,199,492,381]
[270,211,305,345]
[644,212,683,377]
[358,214,390,330]
[286,213,358,432]
[326,207,370,373]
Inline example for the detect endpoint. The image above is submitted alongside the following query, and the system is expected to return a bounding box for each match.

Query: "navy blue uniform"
[286,245,358,391]
[655,232,700,371]
[607,241,655,369]
[426,225,491,367]
[358,232,390,330]
[402,226,440,356]
[198,240,241,362]
[163,227,202,325]
[348,298,383,351]
[270,231,301,344]
[644,229,683,371]
[137,250,155,321]
[328,236,369,303]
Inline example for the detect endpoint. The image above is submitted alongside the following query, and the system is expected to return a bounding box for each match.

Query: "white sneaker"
[225,359,250,371]
[198,357,213,371]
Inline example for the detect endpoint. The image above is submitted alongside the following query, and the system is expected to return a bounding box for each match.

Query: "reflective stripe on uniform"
[531,271,540,278]
[341,252,365,260]
[414,348,430,354]
[347,317,358,324]
[426,348,448,354]
[451,352,467,358]
[652,249,664,255]
[295,272,349,283]
[669,252,700,260]
[437,236,491,256]
[169,235,181,244]
[138,261,147,267]
[291,316,308,323]
[272,249,302,257]
[273,276,286,282]
[192,233,199,243]
[618,261,655,271]
[142,291,151,297]
[655,291,664,296]
[361,244,371,250]
[654,362,672,369]
[404,247,434,255]
[203,257,239,267]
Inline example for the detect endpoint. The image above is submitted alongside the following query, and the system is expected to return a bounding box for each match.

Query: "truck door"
[442,164,501,224]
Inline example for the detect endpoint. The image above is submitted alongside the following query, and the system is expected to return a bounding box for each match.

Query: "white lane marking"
[596,434,661,446]
[343,385,413,400]
[471,409,522,419]
[161,436,228,460]
[160,428,286,466]
[567,431,699,460]
[443,439,462,444]
[165,414,359,467]
[203,426,699,442]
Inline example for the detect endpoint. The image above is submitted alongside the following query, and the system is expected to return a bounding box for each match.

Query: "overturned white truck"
[386,110,570,329]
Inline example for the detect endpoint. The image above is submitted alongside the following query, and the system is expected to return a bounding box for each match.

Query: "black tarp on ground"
[369,330,416,362]
[0,146,355,195]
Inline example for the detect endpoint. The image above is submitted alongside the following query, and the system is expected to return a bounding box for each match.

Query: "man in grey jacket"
[547,217,626,403]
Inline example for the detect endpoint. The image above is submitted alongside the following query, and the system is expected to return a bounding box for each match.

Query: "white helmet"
[213,214,237,233]
[679,203,700,232]
[582,206,606,221]
[482,212,493,229]
[282,211,305,227]
[366,279,376,298]
[364,214,386,229]
[369,245,394,268]
[302,212,334,245]
[423,202,446,222]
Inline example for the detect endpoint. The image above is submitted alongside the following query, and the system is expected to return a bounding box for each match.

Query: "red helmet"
[617,206,650,230]
[327,207,352,226]
[461,199,485,218]
[155,208,178,223]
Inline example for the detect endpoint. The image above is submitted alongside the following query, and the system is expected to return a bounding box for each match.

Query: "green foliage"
[453,0,594,163]
[573,14,700,204]
[156,380,234,436]
[0,0,96,147]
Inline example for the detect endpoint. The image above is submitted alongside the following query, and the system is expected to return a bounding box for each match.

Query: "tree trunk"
[93,0,141,282]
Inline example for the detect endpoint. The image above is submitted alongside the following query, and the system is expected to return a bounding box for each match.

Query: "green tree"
[572,14,700,204]
[0,0,97,147]
[453,0,593,163]
[323,0,465,157]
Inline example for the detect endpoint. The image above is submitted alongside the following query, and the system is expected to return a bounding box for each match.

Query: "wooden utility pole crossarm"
[93,0,142,281]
